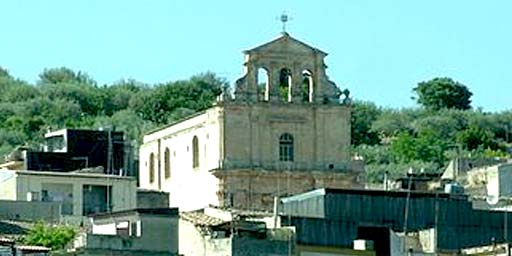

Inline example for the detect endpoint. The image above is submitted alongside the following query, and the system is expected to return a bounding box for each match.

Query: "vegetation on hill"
[353,78,511,182]
[0,66,510,182]
[0,67,227,157]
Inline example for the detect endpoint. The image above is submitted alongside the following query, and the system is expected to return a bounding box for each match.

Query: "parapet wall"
[0,200,61,222]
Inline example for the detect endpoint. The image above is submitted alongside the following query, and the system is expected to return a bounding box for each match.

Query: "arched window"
[279,133,294,162]
[279,68,292,102]
[149,152,155,183]
[164,147,170,179]
[257,68,269,101]
[302,70,313,102]
[192,136,199,168]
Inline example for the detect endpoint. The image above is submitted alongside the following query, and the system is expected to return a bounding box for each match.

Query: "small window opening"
[279,133,294,162]
[192,136,199,168]
[279,68,292,102]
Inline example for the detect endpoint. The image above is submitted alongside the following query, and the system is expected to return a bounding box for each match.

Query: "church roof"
[244,32,327,56]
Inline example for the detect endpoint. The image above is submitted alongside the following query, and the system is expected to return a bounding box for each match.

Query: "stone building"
[139,32,363,211]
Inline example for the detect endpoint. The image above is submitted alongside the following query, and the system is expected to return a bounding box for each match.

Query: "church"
[138,32,363,211]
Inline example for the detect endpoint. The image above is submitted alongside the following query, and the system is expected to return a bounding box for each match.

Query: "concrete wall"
[499,164,512,197]
[179,218,295,256]
[137,190,170,209]
[140,215,179,253]
[90,213,178,254]
[179,219,232,256]
[231,229,294,256]
[0,170,136,217]
[0,200,61,222]
[468,163,512,198]
[81,234,177,255]
[0,171,17,200]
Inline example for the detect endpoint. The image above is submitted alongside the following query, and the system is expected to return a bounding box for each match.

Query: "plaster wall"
[0,171,16,200]
[139,107,223,211]
[0,200,61,222]
[1,171,136,216]
[89,214,179,254]
[178,219,232,256]
[92,222,117,235]
[499,164,512,197]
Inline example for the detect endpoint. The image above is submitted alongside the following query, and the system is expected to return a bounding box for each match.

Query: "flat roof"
[5,170,135,181]
[91,208,179,219]
[281,188,465,203]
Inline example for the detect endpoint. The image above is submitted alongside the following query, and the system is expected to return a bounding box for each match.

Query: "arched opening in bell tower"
[302,70,314,103]
[279,68,292,102]
[257,68,269,101]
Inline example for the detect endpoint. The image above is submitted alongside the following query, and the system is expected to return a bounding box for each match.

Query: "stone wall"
[215,169,363,211]
[222,103,353,172]
[137,33,358,212]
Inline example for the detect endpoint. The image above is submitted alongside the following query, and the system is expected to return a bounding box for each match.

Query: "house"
[72,208,179,256]
[460,162,512,198]
[1,129,135,176]
[0,237,51,256]
[280,188,512,255]
[179,207,294,256]
[0,170,136,219]
[139,32,363,211]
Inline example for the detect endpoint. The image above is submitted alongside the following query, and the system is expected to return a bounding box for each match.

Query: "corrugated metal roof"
[0,237,14,244]
[15,245,50,251]
[281,188,326,203]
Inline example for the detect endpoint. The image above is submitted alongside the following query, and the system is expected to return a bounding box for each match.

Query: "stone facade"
[139,33,363,211]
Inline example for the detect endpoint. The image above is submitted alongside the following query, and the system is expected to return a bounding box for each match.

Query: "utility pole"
[403,168,413,253]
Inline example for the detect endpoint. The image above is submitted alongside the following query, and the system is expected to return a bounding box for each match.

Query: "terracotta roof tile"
[180,211,228,227]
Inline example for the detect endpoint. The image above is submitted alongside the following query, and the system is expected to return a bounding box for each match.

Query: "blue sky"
[1,1,511,111]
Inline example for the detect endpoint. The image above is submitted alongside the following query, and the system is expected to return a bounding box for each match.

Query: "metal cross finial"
[280,12,290,33]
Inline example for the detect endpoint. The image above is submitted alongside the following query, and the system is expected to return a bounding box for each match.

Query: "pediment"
[245,33,327,56]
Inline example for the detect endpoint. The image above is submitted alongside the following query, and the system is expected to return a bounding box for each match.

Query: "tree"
[351,101,381,145]
[371,109,417,138]
[390,130,447,164]
[103,79,147,116]
[40,82,104,116]
[0,66,10,77]
[456,125,499,151]
[413,77,472,110]
[38,67,96,85]
[133,72,227,124]
[23,222,76,250]
[410,109,467,142]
